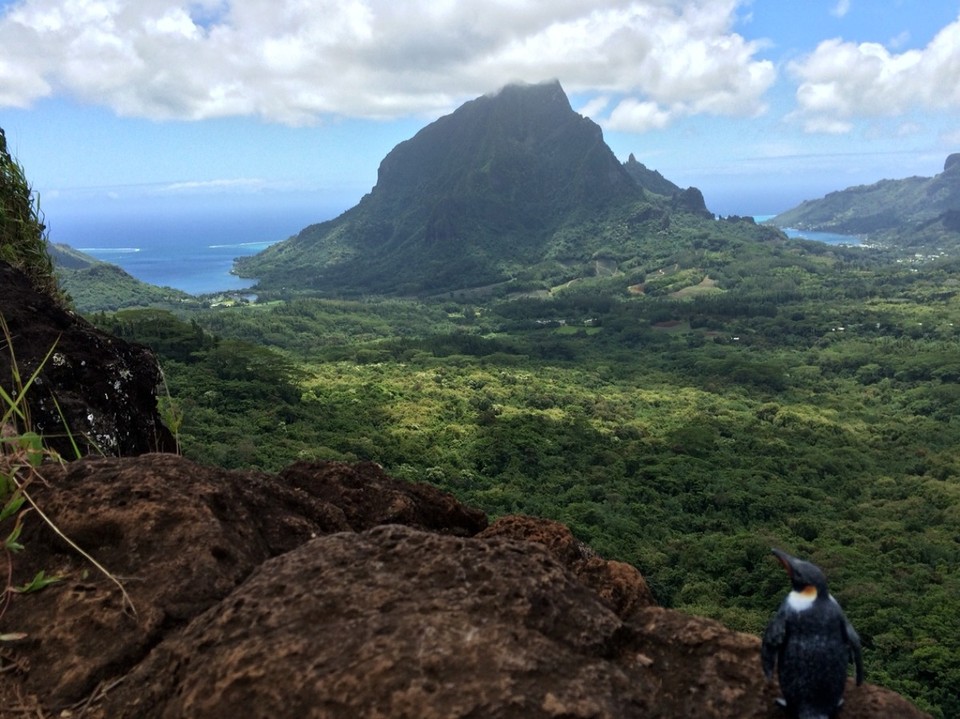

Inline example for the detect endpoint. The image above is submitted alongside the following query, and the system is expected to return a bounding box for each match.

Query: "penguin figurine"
[762,548,864,719]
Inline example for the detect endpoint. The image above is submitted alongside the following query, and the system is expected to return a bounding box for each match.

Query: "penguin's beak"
[771,548,795,579]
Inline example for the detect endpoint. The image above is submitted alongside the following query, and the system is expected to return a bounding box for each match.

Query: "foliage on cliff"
[0,128,60,301]
[622,153,682,197]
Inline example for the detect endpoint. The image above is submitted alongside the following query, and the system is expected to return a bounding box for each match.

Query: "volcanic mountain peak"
[370,78,636,208]
[234,81,713,296]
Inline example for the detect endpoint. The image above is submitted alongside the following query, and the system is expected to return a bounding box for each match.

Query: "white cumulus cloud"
[0,0,775,131]
[789,13,960,133]
[607,99,673,132]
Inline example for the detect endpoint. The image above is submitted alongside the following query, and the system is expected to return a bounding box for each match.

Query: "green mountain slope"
[48,242,103,270]
[1,127,62,300]
[49,243,193,312]
[771,154,960,253]
[235,81,748,297]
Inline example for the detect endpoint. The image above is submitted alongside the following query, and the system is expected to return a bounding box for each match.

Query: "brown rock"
[277,460,487,536]
[0,455,930,719]
[2,454,486,708]
[479,515,655,618]
[102,524,650,718]
[101,523,928,719]
[478,514,595,565]
[7,455,282,705]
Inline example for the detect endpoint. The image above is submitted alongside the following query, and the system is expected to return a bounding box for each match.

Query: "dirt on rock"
[0,454,930,719]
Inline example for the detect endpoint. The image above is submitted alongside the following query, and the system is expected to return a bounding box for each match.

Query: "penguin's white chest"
[787,588,818,611]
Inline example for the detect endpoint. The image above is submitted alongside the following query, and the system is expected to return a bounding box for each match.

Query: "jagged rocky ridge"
[623,153,682,197]
[0,264,929,718]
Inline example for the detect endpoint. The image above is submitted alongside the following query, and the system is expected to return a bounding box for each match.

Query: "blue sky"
[1,0,959,223]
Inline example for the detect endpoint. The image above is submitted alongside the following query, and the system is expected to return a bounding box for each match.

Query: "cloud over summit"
[0,0,774,130]
[4,0,958,140]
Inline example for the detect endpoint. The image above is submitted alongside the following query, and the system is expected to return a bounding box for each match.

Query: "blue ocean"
[47,204,859,297]
[46,198,343,295]
[780,227,862,246]
[753,215,861,246]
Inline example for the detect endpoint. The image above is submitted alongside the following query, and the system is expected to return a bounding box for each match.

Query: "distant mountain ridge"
[771,154,960,253]
[234,81,726,297]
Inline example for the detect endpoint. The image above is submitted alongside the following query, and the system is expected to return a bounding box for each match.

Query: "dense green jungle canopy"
[92,242,960,718]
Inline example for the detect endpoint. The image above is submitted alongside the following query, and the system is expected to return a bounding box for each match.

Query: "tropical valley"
[4,82,960,716]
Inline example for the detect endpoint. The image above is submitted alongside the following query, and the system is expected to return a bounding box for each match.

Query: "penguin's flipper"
[844,618,864,685]
[761,609,787,680]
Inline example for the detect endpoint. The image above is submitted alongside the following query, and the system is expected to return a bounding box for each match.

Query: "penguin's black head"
[771,548,829,596]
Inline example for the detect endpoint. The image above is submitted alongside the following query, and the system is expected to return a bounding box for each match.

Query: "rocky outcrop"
[623,152,682,197]
[673,186,713,218]
[0,260,175,457]
[0,454,929,718]
[2,456,486,709]
[478,515,655,619]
